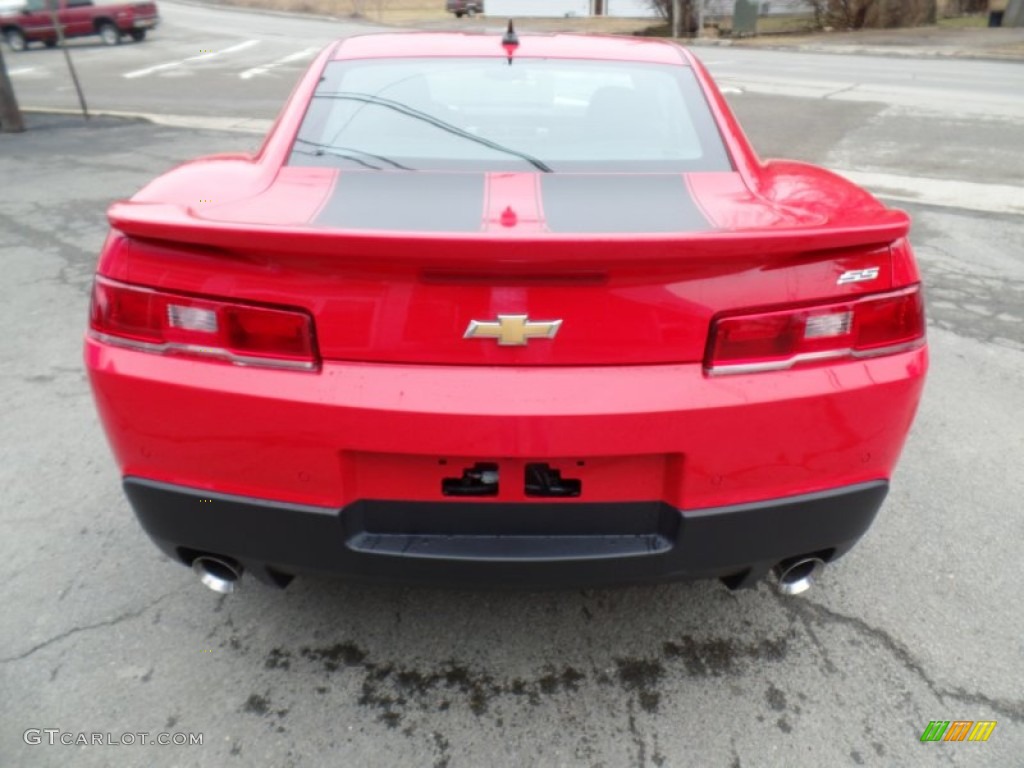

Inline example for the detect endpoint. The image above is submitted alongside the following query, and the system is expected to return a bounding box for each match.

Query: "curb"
[725,41,1024,62]
[690,36,1024,62]
[161,0,388,28]
[22,107,272,134]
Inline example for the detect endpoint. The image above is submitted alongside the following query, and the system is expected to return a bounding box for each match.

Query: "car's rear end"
[113,1,159,38]
[85,34,927,593]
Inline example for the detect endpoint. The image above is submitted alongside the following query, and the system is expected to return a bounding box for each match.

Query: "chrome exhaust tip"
[773,557,825,596]
[191,555,242,594]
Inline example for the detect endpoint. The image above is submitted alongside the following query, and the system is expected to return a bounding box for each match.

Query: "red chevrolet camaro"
[85,31,928,595]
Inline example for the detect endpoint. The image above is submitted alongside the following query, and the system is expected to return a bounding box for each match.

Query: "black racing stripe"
[541,175,710,234]
[316,172,485,232]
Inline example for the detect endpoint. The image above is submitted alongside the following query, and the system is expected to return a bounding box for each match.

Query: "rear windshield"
[289,57,732,173]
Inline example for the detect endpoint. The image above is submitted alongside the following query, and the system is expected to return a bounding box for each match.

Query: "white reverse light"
[804,311,852,339]
[167,304,218,333]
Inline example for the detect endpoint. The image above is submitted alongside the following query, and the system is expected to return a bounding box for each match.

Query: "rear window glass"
[290,57,732,173]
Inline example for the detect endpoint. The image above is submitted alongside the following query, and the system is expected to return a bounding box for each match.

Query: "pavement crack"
[823,83,860,99]
[0,588,181,664]
[626,699,646,768]
[792,610,839,675]
[938,685,1024,724]
[780,595,1024,723]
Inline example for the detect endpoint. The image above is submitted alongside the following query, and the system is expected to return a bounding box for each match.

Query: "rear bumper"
[85,340,927,512]
[88,340,925,586]
[125,477,888,588]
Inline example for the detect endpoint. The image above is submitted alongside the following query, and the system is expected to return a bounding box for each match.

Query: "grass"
[749,13,819,35]
[641,13,819,39]
[936,13,989,27]
[207,0,452,24]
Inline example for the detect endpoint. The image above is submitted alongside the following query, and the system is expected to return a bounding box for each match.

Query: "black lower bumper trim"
[123,478,888,588]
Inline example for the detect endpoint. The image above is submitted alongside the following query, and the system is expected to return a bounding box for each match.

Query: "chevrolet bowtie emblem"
[463,314,563,346]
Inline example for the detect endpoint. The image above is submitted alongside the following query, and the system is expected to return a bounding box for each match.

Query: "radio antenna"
[502,20,519,65]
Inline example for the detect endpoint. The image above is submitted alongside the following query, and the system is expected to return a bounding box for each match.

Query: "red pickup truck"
[1,0,159,51]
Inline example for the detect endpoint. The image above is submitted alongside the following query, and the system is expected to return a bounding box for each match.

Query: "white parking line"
[238,47,319,80]
[123,40,261,79]
[8,67,37,76]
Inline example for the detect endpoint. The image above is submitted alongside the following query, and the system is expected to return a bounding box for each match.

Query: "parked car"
[2,0,158,51]
[446,0,481,17]
[85,32,927,596]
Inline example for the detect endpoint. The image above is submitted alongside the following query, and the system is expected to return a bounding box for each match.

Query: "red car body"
[85,33,927,592]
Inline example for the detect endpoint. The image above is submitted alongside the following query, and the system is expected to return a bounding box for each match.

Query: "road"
[2,4,1023,767]
[9,2,1024,122]
[10,1,1024,210]
[7,0,377,119]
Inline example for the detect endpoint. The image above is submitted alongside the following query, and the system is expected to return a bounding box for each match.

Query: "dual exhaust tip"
[773,556,826,596]
[192,555,242,594]
[191,553,825,596]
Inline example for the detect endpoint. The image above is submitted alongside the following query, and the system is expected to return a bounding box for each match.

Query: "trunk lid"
[109,169,905,366]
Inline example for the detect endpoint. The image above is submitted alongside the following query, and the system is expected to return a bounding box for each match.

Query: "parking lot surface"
[2,12,1023,764]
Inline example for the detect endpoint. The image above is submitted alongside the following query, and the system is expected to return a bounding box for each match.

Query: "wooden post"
[49,0,89,118]
[0,45,25,133]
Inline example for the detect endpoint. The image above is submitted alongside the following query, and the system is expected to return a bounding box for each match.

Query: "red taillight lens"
[852,288,925,351]
[89,277,318,370]
[90,276,164,344]
[706,285,925,375]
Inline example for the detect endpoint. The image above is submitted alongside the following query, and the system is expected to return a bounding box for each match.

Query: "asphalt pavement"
[1,7,1023,767]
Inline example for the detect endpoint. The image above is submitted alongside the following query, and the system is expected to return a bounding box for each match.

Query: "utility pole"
[672,0,681,37]
[49,0,89,118]
[0,44,26,133]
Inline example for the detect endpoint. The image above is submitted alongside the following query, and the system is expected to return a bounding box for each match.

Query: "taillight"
[705,285,925,375]
[88,277,318,371]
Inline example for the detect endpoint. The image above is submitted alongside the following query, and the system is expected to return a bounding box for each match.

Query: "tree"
[647,0,701,35]
[807,0,871,28]
[807,0,936,29]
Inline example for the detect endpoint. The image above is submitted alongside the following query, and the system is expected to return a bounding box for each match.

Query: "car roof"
[332,33,691,66]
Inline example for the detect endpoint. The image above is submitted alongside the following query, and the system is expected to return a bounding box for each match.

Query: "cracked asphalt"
[1,86,1023,767]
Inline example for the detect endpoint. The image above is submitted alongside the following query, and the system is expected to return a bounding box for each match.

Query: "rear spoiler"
[108,201,910,266]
